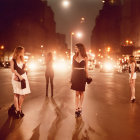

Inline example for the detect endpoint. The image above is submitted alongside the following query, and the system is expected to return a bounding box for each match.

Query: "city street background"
[0,67,140,140]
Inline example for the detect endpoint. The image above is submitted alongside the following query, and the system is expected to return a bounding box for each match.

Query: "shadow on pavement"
[0,116,23,140]
[29,97,50,140]
[72,117,96,140]
[30,124,41,140]
[47,98,66,140]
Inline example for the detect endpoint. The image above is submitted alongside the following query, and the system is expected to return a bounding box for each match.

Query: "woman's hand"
[19,76,24,81]
[129,78,133,84]
[14,75,19,81]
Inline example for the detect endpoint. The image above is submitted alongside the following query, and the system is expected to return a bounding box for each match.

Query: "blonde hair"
[129,56,135,64]
[13,46,24,62]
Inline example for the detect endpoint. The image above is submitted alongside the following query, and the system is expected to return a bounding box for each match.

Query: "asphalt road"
[0,67,140,140]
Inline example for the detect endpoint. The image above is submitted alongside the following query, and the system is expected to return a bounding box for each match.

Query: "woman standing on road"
[45,52,54,97]
[129,56,137,103]
[71,43,88,117]
[10,46,31,119]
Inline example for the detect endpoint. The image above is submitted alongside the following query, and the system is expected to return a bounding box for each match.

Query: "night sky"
[47,0,102,49]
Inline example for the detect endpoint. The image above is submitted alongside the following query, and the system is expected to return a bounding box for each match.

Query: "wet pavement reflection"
[1,69,140,140]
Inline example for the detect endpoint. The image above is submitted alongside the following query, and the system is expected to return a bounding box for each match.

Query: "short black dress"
[71,58,86,91]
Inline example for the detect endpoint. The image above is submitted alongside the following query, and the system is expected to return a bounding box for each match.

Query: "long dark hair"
[46,52,53,64]
[75,43,87,58]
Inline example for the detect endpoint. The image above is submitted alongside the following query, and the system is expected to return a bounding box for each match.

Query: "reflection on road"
[72,117,96,140]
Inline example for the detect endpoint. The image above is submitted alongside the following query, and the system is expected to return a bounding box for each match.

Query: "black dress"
[71,58,86,91]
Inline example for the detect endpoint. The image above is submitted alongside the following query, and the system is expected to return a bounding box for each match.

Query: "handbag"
[21,79,26,89]
[86,77,92,84]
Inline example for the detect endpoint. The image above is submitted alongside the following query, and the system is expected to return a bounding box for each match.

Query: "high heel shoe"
[78,108,82,117]
[130,98,136,103]
[75,109,79,118]
[14,110,20,119]
[20,110,24,118]
[78,107,82,114]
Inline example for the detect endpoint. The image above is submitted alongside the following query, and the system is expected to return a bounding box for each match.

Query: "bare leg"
[129,79,136,100]
[50,76,54,97]
[79,92,84,109]
[75,91,80,110]
[14,94,19,111]
[131,80,135,99]
[46,75,49,96]
[19,95,25,112]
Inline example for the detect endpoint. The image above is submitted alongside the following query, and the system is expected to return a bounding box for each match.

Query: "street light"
[107,47,111,52]
[70,32,74,62]
[80,17,85,23]
[62,0,70,8]
[0,45,4,50]
[41,45,44,57]
[76,32,83,38]
[70,32,83,62]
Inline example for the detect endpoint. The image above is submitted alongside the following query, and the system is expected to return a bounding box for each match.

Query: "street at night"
[1,0,140,140]
[0,67,140,140]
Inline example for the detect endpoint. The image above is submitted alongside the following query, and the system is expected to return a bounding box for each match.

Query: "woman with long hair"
[10,46,31,119]
[71,43,88,117]
[45,52,54,97]
[129,56,137,103]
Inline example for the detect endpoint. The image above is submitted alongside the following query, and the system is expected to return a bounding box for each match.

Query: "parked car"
[0,61,4,67]
[3,61,10,68]
[136,60,140,72]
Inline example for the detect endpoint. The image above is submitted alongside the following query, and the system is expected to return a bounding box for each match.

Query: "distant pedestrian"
[71,43,88,117]
[10,46,31,119]
[45,52,54,97]
[129,56,137,103]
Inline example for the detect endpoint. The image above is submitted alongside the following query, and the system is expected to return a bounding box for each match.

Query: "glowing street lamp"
[89,50,92,53]
[62,0,70,8]
[0,45,4,50]
[107,47,111,52]
[130,41,133,44]
[70,32,75,62]
[41,45,44,57]
[80,17,85,23]
[76,32,83,38]
[70,31,83,62]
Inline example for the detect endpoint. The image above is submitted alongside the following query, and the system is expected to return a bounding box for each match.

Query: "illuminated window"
[110,0,115,4]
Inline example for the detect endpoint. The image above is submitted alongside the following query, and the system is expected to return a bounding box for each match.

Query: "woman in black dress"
[45,52,54,97]
[71,43,88,117]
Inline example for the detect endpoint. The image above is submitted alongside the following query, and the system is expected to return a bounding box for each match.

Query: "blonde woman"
[129,56,137,103]
[10,47,31,119]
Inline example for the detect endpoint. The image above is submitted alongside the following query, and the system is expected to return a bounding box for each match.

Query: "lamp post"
[70,32,74,61]
[41,45,44,56]
[70,32,83,62]
[0,45,5,61]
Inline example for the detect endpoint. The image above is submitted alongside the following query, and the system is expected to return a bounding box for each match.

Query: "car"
[0,61,4,67]
[100,61,115,72]
[136,60,140,72]
[88,61,94,70]
[3,61,10,68]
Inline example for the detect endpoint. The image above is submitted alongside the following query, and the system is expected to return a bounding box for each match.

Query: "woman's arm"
[70,58,74,82]
[130,62,135,79]
[10,60,23,80]
[85,57,88,78]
